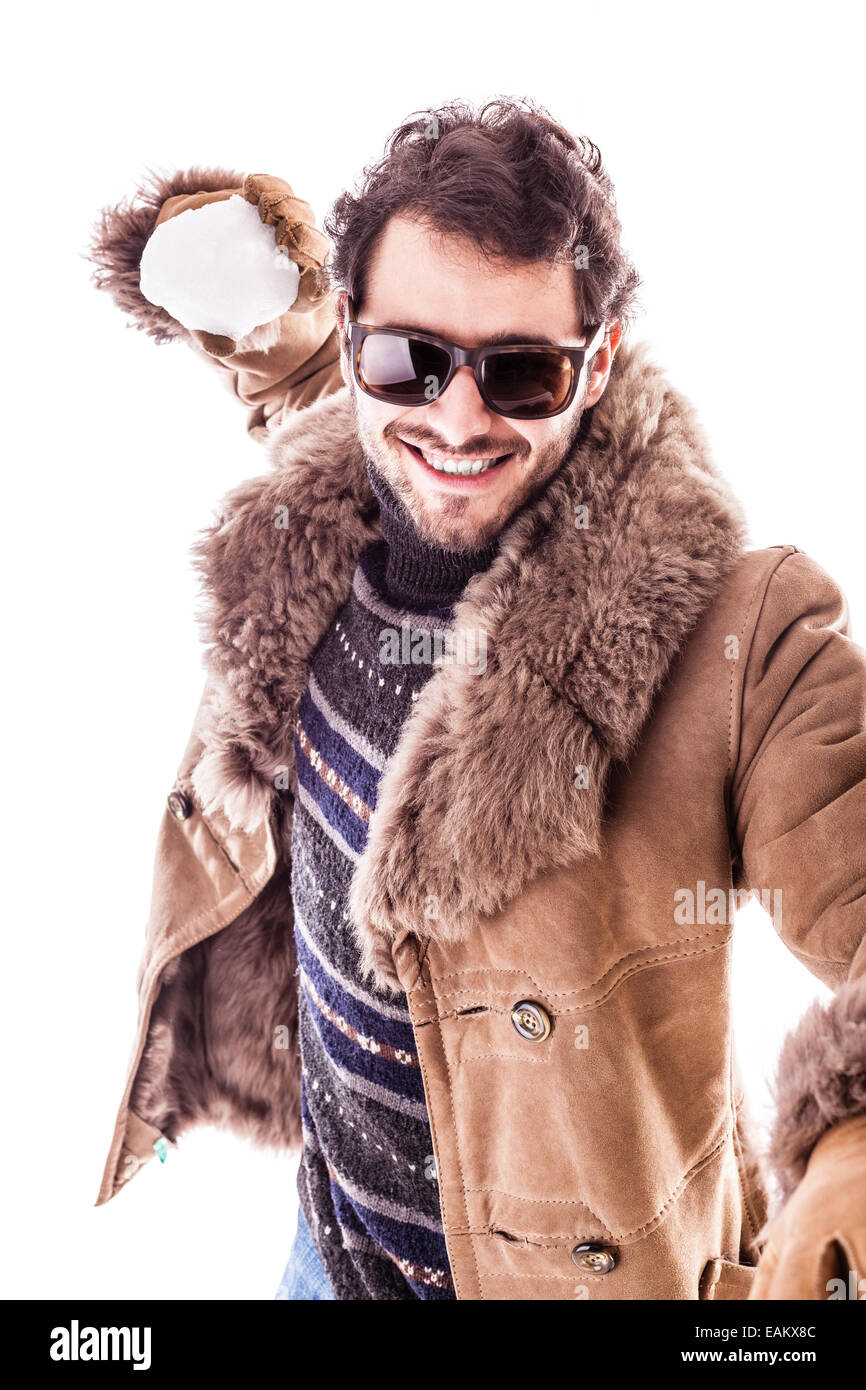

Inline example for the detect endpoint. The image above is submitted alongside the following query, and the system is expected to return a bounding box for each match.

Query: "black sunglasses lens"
[358,334,451,404]
[481,350,574,419]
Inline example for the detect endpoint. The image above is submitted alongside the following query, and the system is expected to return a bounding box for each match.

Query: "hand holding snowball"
[140,174,331,357]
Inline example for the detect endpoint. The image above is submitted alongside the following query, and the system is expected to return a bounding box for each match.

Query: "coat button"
[167,789,193,821]
[571,1243,617,1274]
[510,1000,551,1041]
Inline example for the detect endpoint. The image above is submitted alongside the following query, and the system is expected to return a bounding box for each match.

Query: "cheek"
[356,395,411,441]
[514,421,557,463]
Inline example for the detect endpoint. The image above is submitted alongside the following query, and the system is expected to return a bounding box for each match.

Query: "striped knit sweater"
[291,464,498,1300]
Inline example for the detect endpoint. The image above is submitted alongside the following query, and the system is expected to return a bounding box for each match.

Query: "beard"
[350,382,589,552]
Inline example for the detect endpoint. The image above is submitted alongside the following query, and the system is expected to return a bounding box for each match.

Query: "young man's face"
[337,213,620,550]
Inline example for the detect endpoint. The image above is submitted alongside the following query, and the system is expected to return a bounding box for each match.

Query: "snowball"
[140,194,300,339]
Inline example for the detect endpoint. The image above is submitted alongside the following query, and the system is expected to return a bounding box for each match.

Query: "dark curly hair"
[323,96,641,336]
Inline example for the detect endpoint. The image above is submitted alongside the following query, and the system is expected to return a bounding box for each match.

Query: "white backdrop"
[2,0,863,1300]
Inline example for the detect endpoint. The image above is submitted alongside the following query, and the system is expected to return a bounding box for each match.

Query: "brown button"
[510,1000,551,1041]
[167,789,193,821]
[571,1243,617,1274]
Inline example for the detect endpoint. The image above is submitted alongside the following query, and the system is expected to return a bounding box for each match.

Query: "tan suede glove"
[152,173,332,356]
[89,165,342,437]
[749,1112,866,1300]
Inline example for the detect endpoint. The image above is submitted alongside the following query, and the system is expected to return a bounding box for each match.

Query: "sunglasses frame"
[343,295,607,420]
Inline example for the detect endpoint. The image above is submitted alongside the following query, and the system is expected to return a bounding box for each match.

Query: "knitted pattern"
[291,465,498,1299]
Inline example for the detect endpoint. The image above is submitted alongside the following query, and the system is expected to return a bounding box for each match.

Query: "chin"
[375,459,493,550]
[414,501,503,551]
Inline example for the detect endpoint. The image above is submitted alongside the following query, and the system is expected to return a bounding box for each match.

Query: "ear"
[335,290,352,389]
[335,290,350,340]
[584,317,622,409]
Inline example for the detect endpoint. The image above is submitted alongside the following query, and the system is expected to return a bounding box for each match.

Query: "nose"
[423,364,494,444]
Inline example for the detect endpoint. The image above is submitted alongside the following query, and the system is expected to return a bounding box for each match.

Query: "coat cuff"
[769,973,866,1202]
[87,166,245,343]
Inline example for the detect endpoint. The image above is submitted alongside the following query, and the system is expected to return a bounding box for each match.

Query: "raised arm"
[87,167,343,442]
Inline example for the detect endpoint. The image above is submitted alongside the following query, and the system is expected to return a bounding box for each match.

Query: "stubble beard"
[351,385,589,552]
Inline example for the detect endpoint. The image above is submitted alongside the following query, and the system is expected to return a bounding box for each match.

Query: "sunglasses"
[344,295,607,421]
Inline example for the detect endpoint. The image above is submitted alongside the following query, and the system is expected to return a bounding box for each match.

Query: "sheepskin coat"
[94,338,866,1301]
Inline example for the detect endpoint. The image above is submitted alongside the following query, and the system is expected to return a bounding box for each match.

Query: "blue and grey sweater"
[291,463,498,1300]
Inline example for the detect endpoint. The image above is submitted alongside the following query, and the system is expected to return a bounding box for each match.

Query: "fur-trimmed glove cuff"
[768,973,866,1204]
[87,168,331,354]
[87,166,247,344]
[749,1111,866,1300]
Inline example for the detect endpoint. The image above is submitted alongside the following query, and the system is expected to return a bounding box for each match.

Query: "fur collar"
[189,339,748,990]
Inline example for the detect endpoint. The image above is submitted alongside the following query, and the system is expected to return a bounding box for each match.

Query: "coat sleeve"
[86,166,343,442]
[728,548,866,1204]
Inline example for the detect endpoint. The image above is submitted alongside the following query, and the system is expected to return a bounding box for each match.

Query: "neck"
[365,459,501,609]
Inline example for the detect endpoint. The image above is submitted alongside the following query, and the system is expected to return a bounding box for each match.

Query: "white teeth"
[413,447,505,475]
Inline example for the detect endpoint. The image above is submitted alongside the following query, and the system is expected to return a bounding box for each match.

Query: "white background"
[2,0,863,1300]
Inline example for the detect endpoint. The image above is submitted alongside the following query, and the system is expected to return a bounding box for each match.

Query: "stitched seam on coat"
[728,1043,757,1245]
[612,1131,730,1242]
[465,1188,612,1234]
[139,881,261,996]
[423,976,481,1300]
[725,547,796,793]
[448,1227,609,1268]
[105,883,261,1195]
[460,1128,730,1246]
[492,1228,615,1249]
[153,874,262,962]
[483,1271,597,1281]
[729,1041,760,1247]
[176,773,245,880]
[411,1009,469,1299]
[177,771,265,898]
[731,1094,759,1247]
[429,925,731,998]
[455,1054,552,1064]
[468,1187,608,1209]
[436,937,730,1021]
[441,1030,481,1298]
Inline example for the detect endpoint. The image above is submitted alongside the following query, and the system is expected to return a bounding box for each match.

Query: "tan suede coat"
[92,329,866,1301]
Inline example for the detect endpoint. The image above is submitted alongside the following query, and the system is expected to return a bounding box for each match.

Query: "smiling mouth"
[399,439,513,477]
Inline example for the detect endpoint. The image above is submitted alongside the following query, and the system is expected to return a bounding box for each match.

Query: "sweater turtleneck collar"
[365,457,501,610]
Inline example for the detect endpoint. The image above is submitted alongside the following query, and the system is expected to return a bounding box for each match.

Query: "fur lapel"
[189,339,748,990]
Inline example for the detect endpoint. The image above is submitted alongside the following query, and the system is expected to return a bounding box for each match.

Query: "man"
[88,98,866,1301]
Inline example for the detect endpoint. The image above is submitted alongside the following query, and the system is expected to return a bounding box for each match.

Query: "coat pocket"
[700,1255,758,1300]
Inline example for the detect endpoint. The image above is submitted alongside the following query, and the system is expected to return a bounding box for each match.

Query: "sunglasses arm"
[583,321,608,360]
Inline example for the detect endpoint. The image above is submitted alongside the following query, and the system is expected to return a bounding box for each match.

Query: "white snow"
[139,194,300,339]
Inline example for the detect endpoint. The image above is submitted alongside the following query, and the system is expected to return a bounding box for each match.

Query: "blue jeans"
[275,1206,336,1300]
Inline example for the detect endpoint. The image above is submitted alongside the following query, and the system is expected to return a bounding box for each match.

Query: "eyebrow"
[376,320,566,347]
